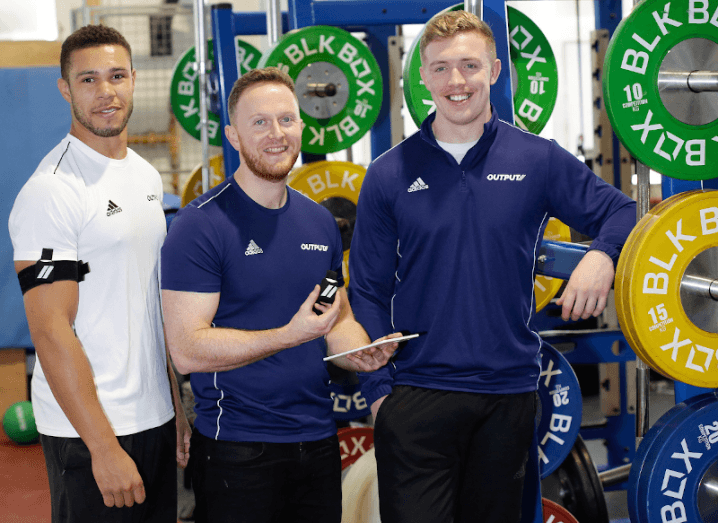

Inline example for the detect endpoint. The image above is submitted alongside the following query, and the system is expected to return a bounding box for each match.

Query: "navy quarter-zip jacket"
[348,107,636,405]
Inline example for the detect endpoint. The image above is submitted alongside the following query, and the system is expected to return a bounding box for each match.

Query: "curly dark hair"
[61,25,132,81]
[227,67,296,125]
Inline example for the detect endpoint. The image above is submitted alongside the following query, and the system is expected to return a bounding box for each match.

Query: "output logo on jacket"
[487,174,526,181]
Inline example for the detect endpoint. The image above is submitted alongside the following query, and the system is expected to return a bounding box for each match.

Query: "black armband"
[17,248,90,295]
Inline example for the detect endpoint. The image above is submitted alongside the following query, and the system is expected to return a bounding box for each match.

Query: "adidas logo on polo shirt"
[106,200,123,217]
[408,178,429,192]
[245,240,263,256]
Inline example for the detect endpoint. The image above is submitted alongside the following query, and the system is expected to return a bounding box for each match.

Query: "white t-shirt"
[9,134,174,438]
[437,138,479,164]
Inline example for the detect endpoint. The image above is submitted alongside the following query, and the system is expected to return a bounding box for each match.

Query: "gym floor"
[0,378,677,522]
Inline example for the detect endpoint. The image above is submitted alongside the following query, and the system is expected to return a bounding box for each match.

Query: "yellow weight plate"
[635,193,700,368]
[535,218,572,312]
[616,192,694,365]
[629,192,703,370]
[622,205,686,370]
[618,198,689,366]
[617,194,692,349]
[288,161,367,284]
[180,154,226,207]
[619,190,718,387]
[286,161,321,188]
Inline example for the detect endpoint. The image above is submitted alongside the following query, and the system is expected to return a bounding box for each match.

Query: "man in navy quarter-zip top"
[348,9,636,523]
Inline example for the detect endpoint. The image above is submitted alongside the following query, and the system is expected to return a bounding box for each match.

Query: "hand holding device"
[314,270,339,315]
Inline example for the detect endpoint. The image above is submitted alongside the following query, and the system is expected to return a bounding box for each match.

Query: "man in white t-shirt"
[8,24,190,522]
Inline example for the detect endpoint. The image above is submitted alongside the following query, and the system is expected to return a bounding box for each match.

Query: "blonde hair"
[420,10,497,63]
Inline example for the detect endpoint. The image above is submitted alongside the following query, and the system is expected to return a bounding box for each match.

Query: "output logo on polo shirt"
[301,243,329,252]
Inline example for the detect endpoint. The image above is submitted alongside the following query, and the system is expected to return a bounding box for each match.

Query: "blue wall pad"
[0,67,71,348]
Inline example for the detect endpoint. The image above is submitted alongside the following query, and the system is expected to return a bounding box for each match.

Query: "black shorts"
[40,419,177,523]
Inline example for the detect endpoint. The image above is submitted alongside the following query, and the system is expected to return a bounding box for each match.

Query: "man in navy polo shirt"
[161,67,399,523]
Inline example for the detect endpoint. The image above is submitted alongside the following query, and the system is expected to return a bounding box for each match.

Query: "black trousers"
[190,429,342,523]
[40,419,177,523]
[374,386,537,523]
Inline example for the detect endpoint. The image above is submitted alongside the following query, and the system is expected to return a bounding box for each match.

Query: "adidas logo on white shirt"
[245,240,264,256]
[106,200,123,217]
[407,178,429,192]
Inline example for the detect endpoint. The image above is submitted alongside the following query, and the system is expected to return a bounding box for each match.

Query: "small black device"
[314,270,339,315]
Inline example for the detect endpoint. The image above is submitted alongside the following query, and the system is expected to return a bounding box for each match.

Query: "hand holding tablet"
[323,333,420,362]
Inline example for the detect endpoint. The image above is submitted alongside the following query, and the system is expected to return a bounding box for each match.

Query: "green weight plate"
[403,4,558,134]
[257,26,383,154]
[507,6,559,133]
[170,38,260,146]
[603,0,718,180]
[402,14,440,130]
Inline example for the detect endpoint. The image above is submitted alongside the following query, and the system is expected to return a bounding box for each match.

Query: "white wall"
[508,0,595,154]
[0,0,58,40]
[50,0,263,42]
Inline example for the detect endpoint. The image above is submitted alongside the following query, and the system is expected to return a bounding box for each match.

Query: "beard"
[238,137,299,182]
[72,99,134,138]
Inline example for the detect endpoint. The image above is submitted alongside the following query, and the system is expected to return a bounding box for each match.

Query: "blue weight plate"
[536,342,583,479]
[628,392,718,523]
[627,392,718,523]
[627,398,698,523]
[329,381,370,421]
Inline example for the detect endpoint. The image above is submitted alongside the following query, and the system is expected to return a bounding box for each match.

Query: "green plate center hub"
[296,61,350,120]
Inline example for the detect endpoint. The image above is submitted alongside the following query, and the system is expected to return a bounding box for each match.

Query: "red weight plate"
[542,498,580,523]
[337,426,374,470]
